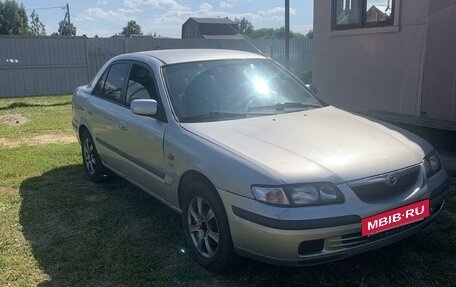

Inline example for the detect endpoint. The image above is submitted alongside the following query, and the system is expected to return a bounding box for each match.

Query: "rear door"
[89,61,131,173]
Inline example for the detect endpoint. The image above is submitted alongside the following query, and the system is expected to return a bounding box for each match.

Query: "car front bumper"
[218,169,449,266]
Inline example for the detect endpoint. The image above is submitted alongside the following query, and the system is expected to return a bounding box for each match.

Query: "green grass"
[0,96,455,286]
[0,96,72,141]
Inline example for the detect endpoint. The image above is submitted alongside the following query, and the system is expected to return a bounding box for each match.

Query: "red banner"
[362,199,430,237]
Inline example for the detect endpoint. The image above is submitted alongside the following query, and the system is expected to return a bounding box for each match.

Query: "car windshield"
[163,59,325,123]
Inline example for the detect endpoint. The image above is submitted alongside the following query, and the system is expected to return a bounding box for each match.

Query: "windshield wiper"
[248,102,321,112]
[180,111,271,123]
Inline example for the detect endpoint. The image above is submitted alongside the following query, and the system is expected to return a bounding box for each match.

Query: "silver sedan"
[72,49,449,272]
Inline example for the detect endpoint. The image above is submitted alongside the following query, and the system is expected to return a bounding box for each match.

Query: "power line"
[72,15,123,29]
[24,3,126,35]
[25,6,66,11]
[26,4,123,35]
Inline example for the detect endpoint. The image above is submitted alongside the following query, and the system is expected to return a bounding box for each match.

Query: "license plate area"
[362,199,430,237]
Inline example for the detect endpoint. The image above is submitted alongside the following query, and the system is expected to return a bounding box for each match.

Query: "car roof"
[123,49,266,65]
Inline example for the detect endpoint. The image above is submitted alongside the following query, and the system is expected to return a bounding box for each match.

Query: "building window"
[333,0,394,30]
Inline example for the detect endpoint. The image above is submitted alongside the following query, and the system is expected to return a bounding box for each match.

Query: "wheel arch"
[178,170,218,209]
[78,124,90,143]
[178,169,238,271]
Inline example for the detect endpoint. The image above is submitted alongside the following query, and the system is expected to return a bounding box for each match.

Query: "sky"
[19,0,313,38]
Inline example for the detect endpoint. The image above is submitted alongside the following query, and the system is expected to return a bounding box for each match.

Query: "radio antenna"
[221,17,264,56]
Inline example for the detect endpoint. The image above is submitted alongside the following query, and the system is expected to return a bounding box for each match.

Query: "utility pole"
[66,3,71,27]
[285,0,290,69]
[60,3,72,36]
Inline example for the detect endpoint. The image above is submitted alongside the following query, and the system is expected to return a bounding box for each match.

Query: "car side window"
[92,69,108,97]
[101,63,130,103]
[126,64,167,122]
[126,64,158,106]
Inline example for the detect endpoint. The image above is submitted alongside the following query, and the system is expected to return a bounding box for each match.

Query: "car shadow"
[19,165,455,286]
[19,164,202,286]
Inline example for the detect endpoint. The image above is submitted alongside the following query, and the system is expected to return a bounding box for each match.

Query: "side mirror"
[131,99,158,116]
[305,84,318,94]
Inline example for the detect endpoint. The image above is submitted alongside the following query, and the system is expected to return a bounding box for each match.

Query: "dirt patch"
[29,134,77,146]
[0,113,29,126]
[0,133,77,148]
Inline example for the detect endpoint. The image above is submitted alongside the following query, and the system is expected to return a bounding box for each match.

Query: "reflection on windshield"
[252,76,271,96]
[163,59,324,122]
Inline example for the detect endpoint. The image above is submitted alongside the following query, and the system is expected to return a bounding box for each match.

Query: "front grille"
[349,165,421,202]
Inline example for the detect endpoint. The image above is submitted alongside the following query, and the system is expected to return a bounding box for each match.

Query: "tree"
[235,17,254,36]
[29,10,46,36]
[275,26,288,39]
[305,30,313,39]
[121,20,142,37]
[58,20,76,36]
[250,28,270,39]
[248,27,306,39]
[0,0,29,35]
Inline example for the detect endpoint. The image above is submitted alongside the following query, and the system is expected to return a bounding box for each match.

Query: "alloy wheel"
[187,196,220,258]
[83,138,96,175]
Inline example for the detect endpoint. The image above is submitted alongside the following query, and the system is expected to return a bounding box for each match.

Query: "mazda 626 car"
[72,49,449,272]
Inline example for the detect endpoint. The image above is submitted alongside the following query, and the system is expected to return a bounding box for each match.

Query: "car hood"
[180,106,433,183]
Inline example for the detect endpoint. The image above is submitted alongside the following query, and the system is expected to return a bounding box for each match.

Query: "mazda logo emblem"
[386,174,398,186]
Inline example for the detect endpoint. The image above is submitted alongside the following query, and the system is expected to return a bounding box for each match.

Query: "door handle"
[118,121,128,131]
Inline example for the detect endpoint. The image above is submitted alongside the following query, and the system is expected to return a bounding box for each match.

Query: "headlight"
[251,183,344,206]
[251,186,290,205]
[424,151,442,178]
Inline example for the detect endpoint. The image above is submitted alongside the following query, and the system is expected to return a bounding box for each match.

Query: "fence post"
[270,42,273,59]
[285,0,290,69]
[84,36,91,82]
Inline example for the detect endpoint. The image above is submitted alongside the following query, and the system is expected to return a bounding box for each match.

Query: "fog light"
[298,239,324,255]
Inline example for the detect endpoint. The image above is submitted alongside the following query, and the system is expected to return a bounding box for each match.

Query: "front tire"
[81,129,106,183]
[182,181,237,272]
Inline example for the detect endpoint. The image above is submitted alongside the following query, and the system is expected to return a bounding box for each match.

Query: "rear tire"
[81,129,107,183]
[182,181,237,272]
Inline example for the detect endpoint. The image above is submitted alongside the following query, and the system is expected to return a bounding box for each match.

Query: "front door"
[112,63,169,201]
